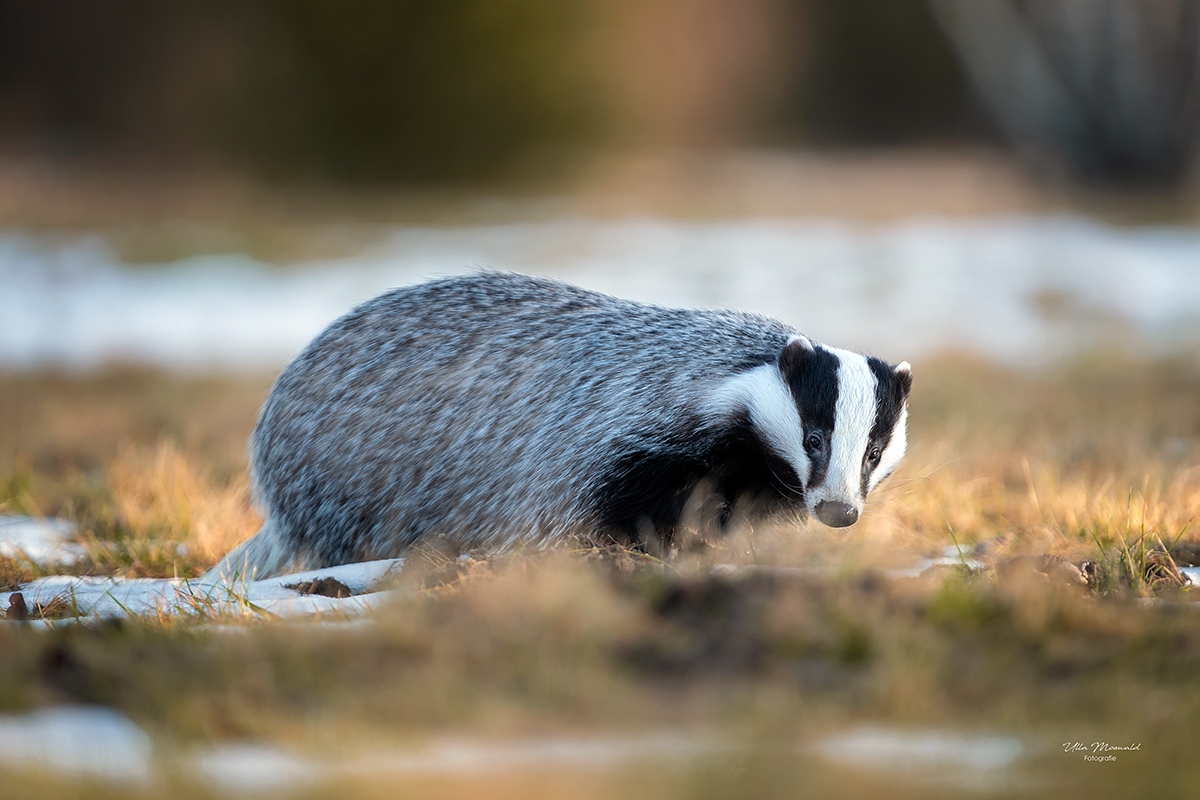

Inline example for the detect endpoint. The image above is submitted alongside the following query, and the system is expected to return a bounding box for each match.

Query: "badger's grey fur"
[209,273,912,580]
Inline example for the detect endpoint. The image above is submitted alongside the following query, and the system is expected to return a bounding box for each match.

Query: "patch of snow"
[714,545,987,581]
[0,708,1038,795]
[0,557,407,623]
[0,515,85,566]
[814,726,1024,770]
[4,215,1200,371]
[812,726,1027,791]
[196,732,726,793]
[196,743,322,794]
[1179,566,1200,586]
[195,727,1033,793]
[0,705,154,783]
[207,557,404,597]
[372,732,722,773]
[887,545,988,578]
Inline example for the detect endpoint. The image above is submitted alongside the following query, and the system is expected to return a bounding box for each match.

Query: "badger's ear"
[893,361,913,402]
[778,334,815,375]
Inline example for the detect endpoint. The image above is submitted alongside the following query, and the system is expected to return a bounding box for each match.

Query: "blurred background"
[2,0,1200,369]
[5,7,1200,795]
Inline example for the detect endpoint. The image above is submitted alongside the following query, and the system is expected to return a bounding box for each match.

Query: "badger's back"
[251,273,794,568]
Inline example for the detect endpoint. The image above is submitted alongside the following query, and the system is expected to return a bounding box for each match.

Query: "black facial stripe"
[780,344,840,489]
[861,356,907,496]
[706,409,806,508]
[804,435,831,490]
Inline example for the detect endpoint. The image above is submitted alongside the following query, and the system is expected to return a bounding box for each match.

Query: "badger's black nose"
[815,501,859,528]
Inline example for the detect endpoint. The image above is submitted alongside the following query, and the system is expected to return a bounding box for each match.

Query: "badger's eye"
[806,432,824,451]
[868,446,882,463]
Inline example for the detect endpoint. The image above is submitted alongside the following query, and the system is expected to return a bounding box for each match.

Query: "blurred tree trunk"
[930,0,1200,187]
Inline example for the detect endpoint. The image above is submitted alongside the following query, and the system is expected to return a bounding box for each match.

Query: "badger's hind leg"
[201,519,304,584]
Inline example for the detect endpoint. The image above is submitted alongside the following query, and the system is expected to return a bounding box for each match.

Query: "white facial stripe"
[870,404,907,492]
[705,364,810,485]
[824,347,877,506]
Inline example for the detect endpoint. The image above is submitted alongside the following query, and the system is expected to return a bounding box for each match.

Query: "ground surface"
[2,148,1200,796]
[2,353,1199,798]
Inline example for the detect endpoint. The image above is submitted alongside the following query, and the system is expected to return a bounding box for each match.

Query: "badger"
[209,272,911,579]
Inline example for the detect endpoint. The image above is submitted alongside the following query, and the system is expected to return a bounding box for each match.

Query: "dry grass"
[3,352,1198,582]
[98,441,260,570]
[2,352,1200,797]
[0,369,268,577]
[3,549,1200,797]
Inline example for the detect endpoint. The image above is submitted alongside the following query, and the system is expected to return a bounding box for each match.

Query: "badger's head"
[774,335,911,526]
[714,334,911,528]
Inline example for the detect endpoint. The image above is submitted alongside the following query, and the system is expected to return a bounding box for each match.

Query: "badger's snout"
[814,500,859,528]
